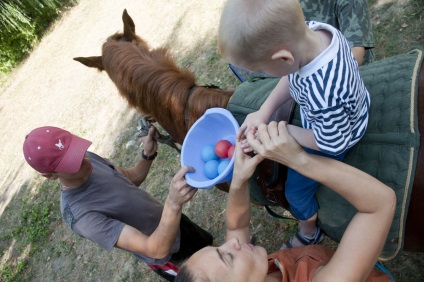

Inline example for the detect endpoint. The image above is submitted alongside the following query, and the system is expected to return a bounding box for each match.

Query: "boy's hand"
[237,111,269,141]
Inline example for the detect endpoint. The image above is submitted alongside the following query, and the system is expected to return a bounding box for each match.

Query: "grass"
[0,178,60,281]
[0,0,423,281]
[370,0,424,59]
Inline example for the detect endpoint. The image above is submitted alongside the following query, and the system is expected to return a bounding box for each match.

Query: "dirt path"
[0,0,226,217]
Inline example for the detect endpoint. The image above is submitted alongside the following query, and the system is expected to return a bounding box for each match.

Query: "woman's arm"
[247,121,395,281]
[225,139,264,244]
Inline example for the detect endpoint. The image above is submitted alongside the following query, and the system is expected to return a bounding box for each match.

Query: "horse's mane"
[101,37,195,133]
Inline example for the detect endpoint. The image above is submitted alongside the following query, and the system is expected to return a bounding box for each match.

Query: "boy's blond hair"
[218,0,306,66]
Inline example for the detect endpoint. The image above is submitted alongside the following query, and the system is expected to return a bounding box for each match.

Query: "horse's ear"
[122,9,136,41]
[73,56,104,71]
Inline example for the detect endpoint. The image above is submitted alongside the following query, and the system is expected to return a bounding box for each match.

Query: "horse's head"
[73,9,201,144]
[73,9,147,70]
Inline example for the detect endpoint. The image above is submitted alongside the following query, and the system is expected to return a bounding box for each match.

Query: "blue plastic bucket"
[181,108,239,189]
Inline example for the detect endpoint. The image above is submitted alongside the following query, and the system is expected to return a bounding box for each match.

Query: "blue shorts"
[285,147,346,220]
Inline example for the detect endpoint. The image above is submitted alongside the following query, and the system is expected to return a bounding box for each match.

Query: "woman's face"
[186,237,269,281]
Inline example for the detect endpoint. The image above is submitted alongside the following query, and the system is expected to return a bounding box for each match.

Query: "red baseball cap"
[23,126,92,173]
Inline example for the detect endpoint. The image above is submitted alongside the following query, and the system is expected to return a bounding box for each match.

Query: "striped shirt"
[288,21,370,155]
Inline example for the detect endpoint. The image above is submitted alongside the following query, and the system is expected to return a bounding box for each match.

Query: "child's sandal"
[281,226,325,249]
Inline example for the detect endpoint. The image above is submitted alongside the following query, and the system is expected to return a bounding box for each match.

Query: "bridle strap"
[185,85,198,129]
[184,84,220,129]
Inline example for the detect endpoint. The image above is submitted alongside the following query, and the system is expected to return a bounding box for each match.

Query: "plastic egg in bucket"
[181,108,239,189]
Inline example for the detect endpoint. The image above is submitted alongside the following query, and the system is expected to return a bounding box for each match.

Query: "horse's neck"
[106,51,195,143]
[187,87,234,128]
[143,79,195,144]
[148,87,234,144]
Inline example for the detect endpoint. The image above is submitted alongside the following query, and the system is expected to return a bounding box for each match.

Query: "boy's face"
[256,59,287,77]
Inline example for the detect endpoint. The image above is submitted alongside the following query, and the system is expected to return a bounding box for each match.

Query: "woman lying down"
[176,121,395,282]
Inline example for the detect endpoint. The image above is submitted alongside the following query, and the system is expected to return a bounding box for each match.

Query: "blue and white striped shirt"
[289,21,370,155]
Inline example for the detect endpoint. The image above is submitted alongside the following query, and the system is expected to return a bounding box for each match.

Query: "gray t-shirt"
[60,152,180,265]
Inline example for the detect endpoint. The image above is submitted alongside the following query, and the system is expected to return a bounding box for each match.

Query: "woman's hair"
[175,263,210,282]
[218,0,306,66]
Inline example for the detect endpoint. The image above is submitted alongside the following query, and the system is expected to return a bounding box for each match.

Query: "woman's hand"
[246,121,304,168]
[231,136,264,187]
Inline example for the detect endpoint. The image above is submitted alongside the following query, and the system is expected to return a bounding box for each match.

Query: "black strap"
[264,205,297,221]
[141,149,157,160]
[184,84,221,130]
[185,85,198,129]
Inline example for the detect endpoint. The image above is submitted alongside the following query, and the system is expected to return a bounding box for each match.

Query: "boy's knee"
[289,201,319,220]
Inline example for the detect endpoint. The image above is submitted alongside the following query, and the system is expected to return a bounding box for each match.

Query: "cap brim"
[55,135,92,173]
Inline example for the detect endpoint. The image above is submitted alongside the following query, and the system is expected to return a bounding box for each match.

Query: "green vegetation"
[0,179,60,281]
[370,0,424,60]
[0,0,78,73]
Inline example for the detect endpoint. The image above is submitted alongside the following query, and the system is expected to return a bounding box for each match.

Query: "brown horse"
[74,10,424,254]
[73,10,233,145]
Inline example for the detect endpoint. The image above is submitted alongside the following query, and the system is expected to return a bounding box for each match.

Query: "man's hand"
[141,125,160,156]
[165,166,197,211]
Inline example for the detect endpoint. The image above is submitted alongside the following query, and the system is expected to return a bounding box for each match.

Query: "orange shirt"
[267,245,391,282]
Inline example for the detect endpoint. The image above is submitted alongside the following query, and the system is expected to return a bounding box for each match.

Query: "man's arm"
[117,126,159,186]
[115,166,196,259]
[351,46,365,65]
[337,0,375,65]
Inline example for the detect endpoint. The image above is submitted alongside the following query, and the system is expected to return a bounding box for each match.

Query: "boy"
[218,0,370,249]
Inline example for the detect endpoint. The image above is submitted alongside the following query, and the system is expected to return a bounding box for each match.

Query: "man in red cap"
[23,125,213,281]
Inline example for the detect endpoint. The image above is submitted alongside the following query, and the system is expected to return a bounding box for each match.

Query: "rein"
[137,117,182,153]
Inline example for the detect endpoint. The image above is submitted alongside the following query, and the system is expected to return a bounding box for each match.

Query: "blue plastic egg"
[217,159,231,175]
[204,160,219,179]
[201,144,218,162]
